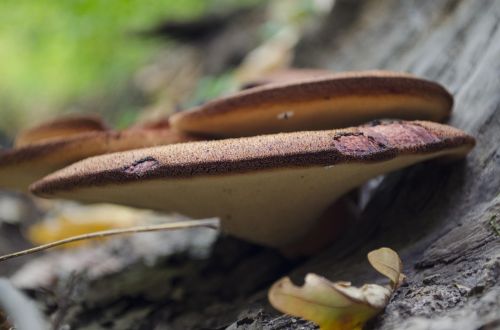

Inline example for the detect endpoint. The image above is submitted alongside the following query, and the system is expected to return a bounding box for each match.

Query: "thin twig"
[0,218,219,262]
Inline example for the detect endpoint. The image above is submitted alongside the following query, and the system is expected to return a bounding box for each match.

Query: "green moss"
[489,215,500,237]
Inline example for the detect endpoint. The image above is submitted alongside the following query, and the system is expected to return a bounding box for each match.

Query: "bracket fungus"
[30,120,475,248]
[0,115,198,191]
[170,70,453,137]
[13,114,109,147]
[239,68,334,90]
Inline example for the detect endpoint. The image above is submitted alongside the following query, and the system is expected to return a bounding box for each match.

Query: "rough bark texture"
[3,0,500,329]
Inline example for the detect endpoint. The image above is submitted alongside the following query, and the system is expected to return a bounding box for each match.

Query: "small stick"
[0,218,219,262]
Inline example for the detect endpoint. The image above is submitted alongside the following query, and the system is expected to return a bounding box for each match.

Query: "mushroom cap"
[170,70,453,137]
[14,114,109,147]
[239,68,334,90]
[31,120,475,247]
[0,118,198,191]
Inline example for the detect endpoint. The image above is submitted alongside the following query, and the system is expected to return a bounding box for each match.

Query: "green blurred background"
[0,0,253,136]
[0,0,329,139]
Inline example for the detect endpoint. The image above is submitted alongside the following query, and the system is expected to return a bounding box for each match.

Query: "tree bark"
[7,0,500,329]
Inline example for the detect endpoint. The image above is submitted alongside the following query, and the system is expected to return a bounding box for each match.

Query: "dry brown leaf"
[268,247,404,330]
[367,247,404,289]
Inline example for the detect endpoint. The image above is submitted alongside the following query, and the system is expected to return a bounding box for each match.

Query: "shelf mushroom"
[13,114,109,147]
[239,68,334,90]
[170,71,453,137]
[0,115,198,191]
[31,120,475,248]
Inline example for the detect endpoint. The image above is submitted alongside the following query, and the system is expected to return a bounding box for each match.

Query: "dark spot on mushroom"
[124,157,159,176]
[332,132,387,156]
[333,132,364,140]
[366,135,388,149]
[277,111,294,120]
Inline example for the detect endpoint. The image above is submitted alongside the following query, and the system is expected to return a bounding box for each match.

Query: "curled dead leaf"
[367,247,405,289]
[269,274,390,330]
[268,247,404,330]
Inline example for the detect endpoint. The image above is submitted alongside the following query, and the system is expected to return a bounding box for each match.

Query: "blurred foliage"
[0,0,260,136]
[186,0,333,109]
[185,71,237,108]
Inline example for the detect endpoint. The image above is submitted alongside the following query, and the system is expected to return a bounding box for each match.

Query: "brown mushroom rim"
[171,71,453,120]
[14,114,109,147]
[239,68,338,90]
[130,118,171,130]
[0,127,198,168]
[31,120,475,196]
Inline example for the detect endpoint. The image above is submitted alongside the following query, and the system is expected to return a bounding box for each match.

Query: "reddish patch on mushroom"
[124,157,160,176]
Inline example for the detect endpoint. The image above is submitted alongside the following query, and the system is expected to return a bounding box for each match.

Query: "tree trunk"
[7,0,500,329]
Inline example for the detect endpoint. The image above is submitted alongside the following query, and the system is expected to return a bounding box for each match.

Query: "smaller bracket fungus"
[31,120,475,248]
[14,114,109,147]
[170,70,453,137]
[239,68,334,90]
[0,115,198,192]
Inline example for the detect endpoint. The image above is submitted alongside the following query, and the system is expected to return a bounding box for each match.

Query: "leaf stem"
[0,218,219,262]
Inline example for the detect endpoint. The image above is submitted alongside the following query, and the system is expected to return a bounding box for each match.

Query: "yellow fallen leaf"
[268,247,404,330]
[27,204,148,248]
[367,247,405,289]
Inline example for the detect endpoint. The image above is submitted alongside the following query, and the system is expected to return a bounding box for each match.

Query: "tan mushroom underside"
[31,121,474,247]
[33,149,467,247]
[170,71,452,137]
